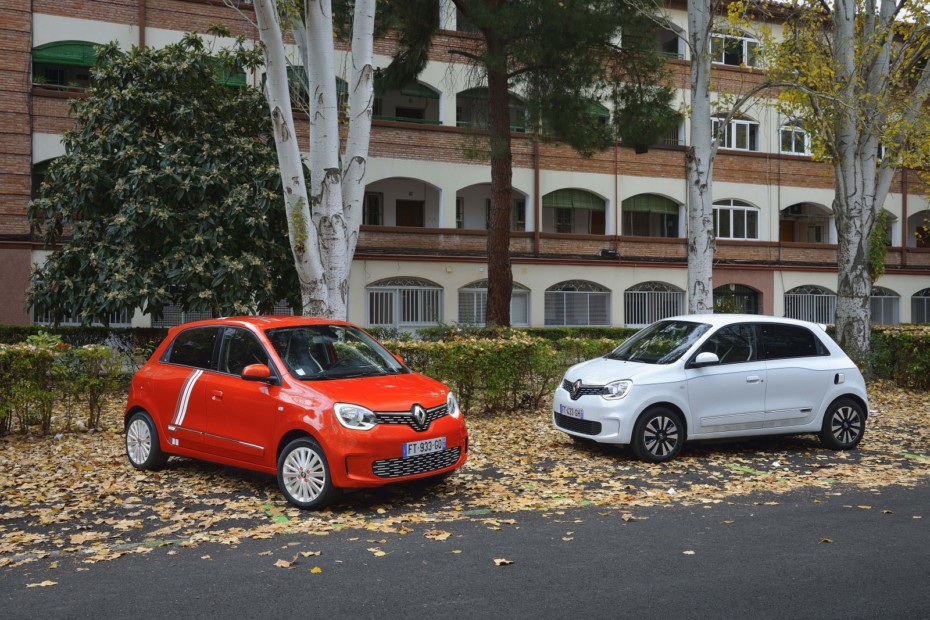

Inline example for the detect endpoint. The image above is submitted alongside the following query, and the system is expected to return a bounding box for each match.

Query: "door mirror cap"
[690,352,720,368]
[242,363,276,384]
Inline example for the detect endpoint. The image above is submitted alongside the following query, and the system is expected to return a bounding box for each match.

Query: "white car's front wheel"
[632,408,684,463]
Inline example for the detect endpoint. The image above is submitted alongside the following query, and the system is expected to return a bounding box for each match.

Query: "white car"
[552,314,868,462]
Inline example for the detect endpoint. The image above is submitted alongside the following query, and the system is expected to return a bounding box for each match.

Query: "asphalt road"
[2,481,928,619]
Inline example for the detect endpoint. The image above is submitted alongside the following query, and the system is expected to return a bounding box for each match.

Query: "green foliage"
[385,331,623,414]
[381,0,677,156]
[0,337,125,436]
[870,326,930,390]
[28,33,298,325]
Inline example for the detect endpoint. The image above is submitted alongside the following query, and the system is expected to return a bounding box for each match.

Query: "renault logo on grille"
[412,405,427,427]
[571,380,583,400]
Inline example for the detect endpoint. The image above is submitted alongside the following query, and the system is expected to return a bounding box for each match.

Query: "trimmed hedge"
[871,326,930,390]
[386,332,624,414]
[0,333,124,435]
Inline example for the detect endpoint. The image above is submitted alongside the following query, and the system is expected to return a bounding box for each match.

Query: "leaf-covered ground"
[1,381,928,569]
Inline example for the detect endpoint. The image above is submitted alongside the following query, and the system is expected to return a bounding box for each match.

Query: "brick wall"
[0,0,33,238]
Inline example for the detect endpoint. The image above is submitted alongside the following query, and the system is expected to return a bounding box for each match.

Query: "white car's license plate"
[403,436,446,458]
[560,404,584,419]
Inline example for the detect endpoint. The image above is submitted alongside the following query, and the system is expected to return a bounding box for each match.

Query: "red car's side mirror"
[242,363,276,384]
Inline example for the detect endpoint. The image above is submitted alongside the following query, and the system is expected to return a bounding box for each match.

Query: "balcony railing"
[356,226,930,270]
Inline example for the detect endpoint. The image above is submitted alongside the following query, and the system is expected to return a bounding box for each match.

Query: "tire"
[819,398,866,450]
[277,437,335,510]
[631,407,684,463]
[125,411,168,470]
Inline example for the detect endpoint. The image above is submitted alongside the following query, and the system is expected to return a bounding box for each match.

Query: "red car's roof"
[165,315,354,334]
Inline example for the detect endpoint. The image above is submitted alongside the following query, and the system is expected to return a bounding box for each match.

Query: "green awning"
[623,194,679,214]
[400,82,440,99]
[543,189,605,211]
[33,41,97,67]
[588,100,610,119]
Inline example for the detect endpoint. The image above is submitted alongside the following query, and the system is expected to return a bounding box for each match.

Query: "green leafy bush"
[871,326,930,390]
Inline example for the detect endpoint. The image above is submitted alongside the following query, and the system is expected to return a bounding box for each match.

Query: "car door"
[761,323,834,429]
[201,327,280,465]
[160,326,221,454]
[685,323,766,436]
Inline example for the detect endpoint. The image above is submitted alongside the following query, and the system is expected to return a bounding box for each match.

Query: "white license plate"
[403,436,446,458]
[560,404,584,419]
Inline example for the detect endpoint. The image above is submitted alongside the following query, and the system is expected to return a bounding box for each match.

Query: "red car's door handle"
[211,390,224,400]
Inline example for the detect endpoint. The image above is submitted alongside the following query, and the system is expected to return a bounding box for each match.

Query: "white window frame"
[545,281,610,326]
[713,200,759,240]
[780,124,810,155]
[711,33,761,68]
[712,117,759,151]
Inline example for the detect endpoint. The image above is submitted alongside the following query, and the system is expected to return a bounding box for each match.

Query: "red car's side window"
[166,328,219,369]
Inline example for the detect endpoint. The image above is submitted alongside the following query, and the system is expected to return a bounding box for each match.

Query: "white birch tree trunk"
[686,0,716,314]
[829,0,930,360]
[253,0,375,320]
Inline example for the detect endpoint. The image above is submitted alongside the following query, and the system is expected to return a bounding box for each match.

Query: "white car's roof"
[658,314,825,330]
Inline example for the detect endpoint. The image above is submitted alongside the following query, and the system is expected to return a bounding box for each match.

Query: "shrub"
[871,325,930,390]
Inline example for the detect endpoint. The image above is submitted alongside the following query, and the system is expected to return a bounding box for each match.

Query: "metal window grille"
[545,291,610,326]
[912,293,930,324]
[624,290,684,327]
[151,305,213,328]
[33,307,132,327]
[870,295,900,325]
[784,293,836,324]
[367,284,442,328]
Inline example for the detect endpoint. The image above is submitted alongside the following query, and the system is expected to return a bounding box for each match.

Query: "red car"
[124,316,468,509]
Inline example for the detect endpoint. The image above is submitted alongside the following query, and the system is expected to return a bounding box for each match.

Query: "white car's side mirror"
[691,352,720,368]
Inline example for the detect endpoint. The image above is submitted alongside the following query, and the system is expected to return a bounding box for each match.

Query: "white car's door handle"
[746,376,763,383]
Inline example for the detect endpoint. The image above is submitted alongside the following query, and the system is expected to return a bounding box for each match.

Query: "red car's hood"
[294,372,448,412]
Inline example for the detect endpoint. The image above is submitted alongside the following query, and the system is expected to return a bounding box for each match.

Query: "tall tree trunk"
[686,0,715,314]
[253,0,325,314]
[255,0,375,320]
[485,35,513,327]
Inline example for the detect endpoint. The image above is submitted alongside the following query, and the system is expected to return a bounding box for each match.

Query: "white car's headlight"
[602,380,632,400]
[334,403,377,430]
[447,392,461,418]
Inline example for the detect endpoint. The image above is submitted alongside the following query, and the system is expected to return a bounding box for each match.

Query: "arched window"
[373,76,441,125]
[32,41,97,91]
[456,88,527,132]
[870,287,900,326]
[458,280,529,326]
[714,199,759,240]
[714,284,760,314]
[624,282,684,327]
[542,189,607,235]
[712,116,759,151]
[784,285,836,324]
[545,280,610,326]
[622,194,680,237]
[366,277,443,328]
[912,289,930,324]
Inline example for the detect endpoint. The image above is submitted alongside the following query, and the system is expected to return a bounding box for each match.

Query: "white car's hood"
[565,356,666,384]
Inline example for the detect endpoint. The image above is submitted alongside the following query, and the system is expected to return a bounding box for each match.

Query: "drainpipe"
[613,140,619,255]
[901,166,908,268]
[139,0,147,48]
[533,133,540,257]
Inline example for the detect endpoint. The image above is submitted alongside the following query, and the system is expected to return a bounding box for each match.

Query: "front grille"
[561,379,603,400]
[554,412,602,436]
[372,446,461,478]
[376,404,447,432]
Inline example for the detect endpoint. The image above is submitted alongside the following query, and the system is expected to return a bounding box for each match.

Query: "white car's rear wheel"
[819,398,866,450]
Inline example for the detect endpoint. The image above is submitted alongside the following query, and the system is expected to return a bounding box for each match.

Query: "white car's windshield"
[606,320,711,364]
[267,325,407,380]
